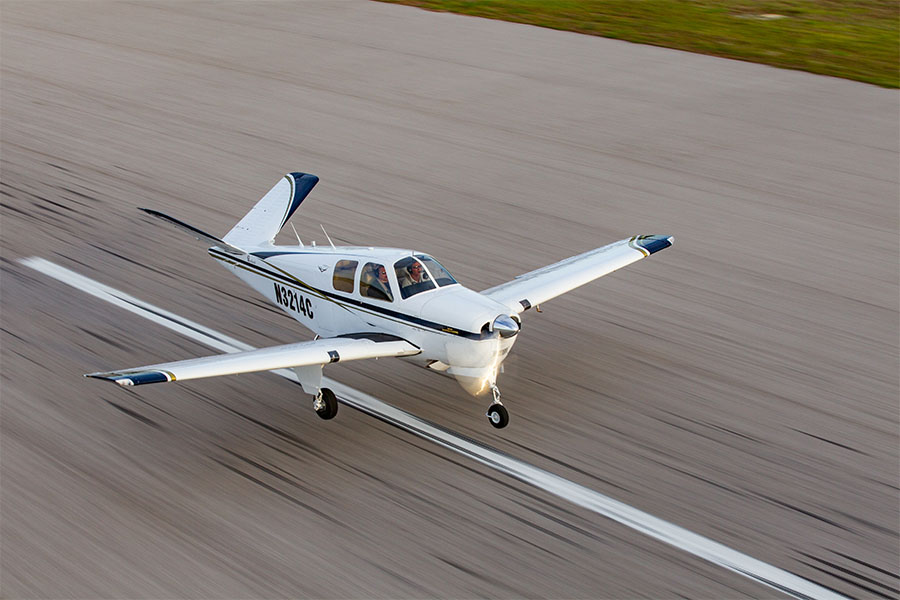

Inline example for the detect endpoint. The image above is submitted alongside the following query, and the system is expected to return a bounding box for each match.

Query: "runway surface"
[16,257,846,600]
[2,1,898,598]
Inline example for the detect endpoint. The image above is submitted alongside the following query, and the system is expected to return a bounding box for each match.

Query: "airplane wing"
[86,334,420,386]
[481,235,673,315]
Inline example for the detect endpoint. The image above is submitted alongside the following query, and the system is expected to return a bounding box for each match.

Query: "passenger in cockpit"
[361,263,393,301]
[377,265,390,286]
[374,265,392,299]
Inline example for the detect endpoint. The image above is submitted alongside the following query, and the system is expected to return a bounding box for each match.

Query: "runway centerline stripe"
[20,256,846,600]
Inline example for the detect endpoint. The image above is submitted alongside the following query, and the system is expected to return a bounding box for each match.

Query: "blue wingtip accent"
[124,372,171,385]
[282,172,319,227]
[634,235,674,255]
[86,371,170,386]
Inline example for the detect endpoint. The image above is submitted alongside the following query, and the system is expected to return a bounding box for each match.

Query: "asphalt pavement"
[2,1,897,597]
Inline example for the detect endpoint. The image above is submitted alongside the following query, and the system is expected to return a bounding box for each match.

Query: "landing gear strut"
[313,387,338,420]
[486,385,509,429]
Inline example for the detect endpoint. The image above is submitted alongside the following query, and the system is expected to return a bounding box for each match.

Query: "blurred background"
[2,1,897,598]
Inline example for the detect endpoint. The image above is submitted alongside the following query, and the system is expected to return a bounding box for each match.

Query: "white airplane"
[87,172,673,429]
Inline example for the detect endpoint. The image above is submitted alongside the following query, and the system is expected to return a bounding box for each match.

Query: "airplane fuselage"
[209,244,519,396]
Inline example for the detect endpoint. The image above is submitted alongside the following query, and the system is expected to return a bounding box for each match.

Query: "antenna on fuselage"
[289,222,304,247]
[320,224,336,250]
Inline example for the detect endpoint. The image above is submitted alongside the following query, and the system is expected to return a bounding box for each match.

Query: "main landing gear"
[486,385,509,429]
[313,388,338,420]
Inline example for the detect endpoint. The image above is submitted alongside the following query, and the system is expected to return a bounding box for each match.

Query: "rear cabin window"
[359,262,393,302]
[333,260,358,293]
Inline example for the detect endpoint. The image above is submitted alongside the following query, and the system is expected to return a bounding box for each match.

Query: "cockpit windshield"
[394,257,435,299]
[415,255,457,287]
[393,254,457,300]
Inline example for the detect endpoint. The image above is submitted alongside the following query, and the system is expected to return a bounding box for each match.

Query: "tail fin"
[223,172,319,248]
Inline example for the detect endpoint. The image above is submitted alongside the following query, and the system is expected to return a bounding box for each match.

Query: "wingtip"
[632,234,674,255]
[85,372,131,385]
[84,371,170,386]
[85,371,119,381]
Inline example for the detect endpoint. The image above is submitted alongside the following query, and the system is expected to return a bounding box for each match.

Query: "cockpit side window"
[394,257,436,299]
[333,259,358,293]
[415,255,457,287]
[360,262,393,302]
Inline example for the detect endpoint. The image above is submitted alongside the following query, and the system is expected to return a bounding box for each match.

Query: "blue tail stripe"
[282,172,319,228]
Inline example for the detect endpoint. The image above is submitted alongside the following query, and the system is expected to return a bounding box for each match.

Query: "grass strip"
[378,0,899,87]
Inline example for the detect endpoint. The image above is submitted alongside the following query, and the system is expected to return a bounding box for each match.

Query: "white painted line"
[19,257,254,354]
[20,257,846,600]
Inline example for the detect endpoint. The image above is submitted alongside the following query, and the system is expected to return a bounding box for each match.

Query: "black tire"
[486,403,509,429]
[315,388,338,420]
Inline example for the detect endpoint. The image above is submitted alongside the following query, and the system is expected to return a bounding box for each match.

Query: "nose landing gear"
[486,385,509,429]
[313,387,338,420]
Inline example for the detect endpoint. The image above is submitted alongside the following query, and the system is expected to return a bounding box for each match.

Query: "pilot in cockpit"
[398,260,426,287]
[395,257,436,299]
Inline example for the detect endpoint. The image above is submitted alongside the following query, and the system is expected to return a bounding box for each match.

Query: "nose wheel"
[486,403,509,429]
[486,385,509,429]
[313,387,338,420]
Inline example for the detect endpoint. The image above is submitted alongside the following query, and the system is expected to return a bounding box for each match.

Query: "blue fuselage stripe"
[209,249,486,339]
